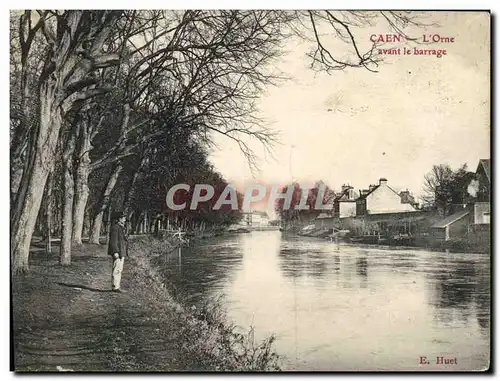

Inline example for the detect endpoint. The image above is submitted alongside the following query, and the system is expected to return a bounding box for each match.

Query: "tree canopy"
[10,10,425,272]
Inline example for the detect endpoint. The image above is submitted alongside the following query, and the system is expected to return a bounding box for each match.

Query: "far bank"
[287,208,490,254]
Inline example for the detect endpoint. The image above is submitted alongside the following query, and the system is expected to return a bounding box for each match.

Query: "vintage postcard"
[10,10,490,372]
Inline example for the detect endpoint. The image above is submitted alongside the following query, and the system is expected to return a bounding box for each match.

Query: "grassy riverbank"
[12,237,281,372]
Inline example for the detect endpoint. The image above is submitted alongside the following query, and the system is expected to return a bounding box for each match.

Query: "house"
[428,158,490,240]
[429,209,470,241]
[475,158,491,201]
[356,178,417,215]
[333,185,359,218]
[472,159,490,225]
[242,211,269,227]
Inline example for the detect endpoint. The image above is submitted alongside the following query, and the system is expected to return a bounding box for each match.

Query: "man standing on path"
[108,212,128,293]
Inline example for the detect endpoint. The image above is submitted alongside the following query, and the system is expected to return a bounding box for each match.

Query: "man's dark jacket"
[108,223,128,258]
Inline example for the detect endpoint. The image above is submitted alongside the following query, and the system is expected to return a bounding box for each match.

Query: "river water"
[161,231,490,371]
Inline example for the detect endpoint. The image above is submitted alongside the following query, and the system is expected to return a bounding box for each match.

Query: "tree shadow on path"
[56,282,112,293]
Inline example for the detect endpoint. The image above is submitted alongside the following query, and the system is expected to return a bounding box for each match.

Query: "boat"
[348,235,380,244]
[327,229,350,241]
[329,229,350,238]
[227,227,251,234]
[297,224,316,236]
[391,234,415,246]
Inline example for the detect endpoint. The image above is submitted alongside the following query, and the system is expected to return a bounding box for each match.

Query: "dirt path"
[13,244,180,372]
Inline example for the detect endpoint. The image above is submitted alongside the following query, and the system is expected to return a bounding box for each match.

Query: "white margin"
[3,3,496,381]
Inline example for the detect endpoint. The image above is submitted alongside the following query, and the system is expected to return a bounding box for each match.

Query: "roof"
[356,182,415,208]
[477,159,491,183]
[356,183,401,200]
[356,185,380,200]
[335,187,359,202]
[430,210,469,228]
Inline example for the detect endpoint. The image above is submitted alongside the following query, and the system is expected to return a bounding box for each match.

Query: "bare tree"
[10,10,426,272]
[422,163,475,215]
[11,10,121,272]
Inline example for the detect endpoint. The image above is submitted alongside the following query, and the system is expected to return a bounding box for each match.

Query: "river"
[160,230,490,371]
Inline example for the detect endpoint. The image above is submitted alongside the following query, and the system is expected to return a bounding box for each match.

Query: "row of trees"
[274,181,336,226]
[10,10,422,273]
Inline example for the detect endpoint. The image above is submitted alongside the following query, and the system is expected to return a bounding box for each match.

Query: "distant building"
[333,184,358,218]
[429,158,490,240]
[242,211,270,227]
[429,210,470,241]
[356,178,417,215]
[472,158,490,225]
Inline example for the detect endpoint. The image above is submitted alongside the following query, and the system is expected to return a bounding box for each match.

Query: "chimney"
[368,184,377,192]
[348,188,354,200]
[341,184,351,193]
[360,189,369,196]
[379,178,388,186]
[400,190,409,203]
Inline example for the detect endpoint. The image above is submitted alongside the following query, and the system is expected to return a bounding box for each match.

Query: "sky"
[209,11,490,214]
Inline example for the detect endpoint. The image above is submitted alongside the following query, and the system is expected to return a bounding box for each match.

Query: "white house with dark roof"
[241,211,270,227]
[356,178,417,215]
[333,184,359,218]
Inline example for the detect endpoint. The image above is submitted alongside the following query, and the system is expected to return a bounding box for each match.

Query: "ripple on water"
[162,232,490,371]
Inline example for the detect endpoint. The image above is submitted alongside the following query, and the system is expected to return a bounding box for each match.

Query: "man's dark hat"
[111,211,126,222]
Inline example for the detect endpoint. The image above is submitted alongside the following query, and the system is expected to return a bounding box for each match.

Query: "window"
[483,212,490,224]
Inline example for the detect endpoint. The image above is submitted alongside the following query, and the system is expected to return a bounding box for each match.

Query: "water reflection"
[333,255,341,272]
[426,259,490,334]
[476,287,490,333]
[278,240,333,280]
[159,239,244,304]
[160,231,490,370]
[356,257,368,277]
[356,257,368,288]
[390,254,417,274]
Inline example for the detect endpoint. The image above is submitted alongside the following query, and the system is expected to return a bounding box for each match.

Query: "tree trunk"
[42,173,54,254]
[46,204,52,255]
[11,158,24,212]
[122,169,141,216]
[90,212,105,245]
[72,120,92,244]
[154,216,160,235]
[132,211,143,234]
[11,80,61,273]
[83,212,91,237]
[88,102,131,244]
[122,148,148,216]
[11,11,122,273]
[60,163,74,265]
[60,131,77,266]
[89,164,123,244]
